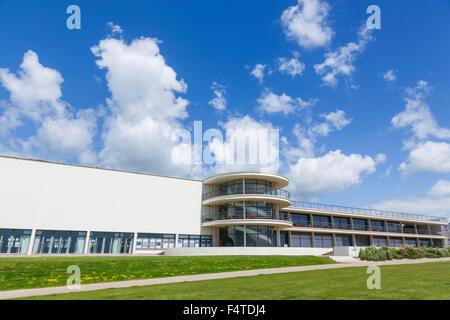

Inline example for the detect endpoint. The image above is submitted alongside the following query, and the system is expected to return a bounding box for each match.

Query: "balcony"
[290,201,448,224]
[289,221,436,236]
[201,213,293,228]
[202,187,291,207]
[202,187,290,201]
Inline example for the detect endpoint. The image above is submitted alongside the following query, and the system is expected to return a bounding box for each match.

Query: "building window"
[291,232,312,247]
[353,219,368,231]
[0,229,31,254]
[32,230,86,254]
[136,233,175,250]
[246,225,275,247]
[386,222,401,233]
[419,239,431,247]
[373,237,388,247]
[244,179,272,194]
[355,236,370,246]
[88,232,133,254]
[314,234,333,248]
[335,235,352,246]
[312,215,331,228]
[280,231,289,247]
[404,238,417,247]
[370,220,385,232]
[219,202,244,219]
[291,213,309,227]
[218,180,243,195]
[334,217,351,230]
[390,237,403,247]
[245,202,274,218]
[178,234,211,248]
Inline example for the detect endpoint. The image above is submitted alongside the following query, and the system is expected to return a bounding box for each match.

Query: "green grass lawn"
[22,261,450,300]
[0,255,332,291]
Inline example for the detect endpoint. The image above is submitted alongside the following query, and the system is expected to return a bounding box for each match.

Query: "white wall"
[0,156,203,235]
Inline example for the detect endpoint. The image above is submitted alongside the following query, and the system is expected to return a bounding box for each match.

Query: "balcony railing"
[290,201,448,223]
[202,188,291,201]
[202,214,290,223]
[201,214,441,236]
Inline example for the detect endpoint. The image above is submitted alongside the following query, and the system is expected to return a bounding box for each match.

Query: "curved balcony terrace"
[202,188,291,207]
[201,214,293,228]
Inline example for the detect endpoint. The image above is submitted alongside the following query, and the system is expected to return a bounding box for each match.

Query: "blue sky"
[1,0,450,217]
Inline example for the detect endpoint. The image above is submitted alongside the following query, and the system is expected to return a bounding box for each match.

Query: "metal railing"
[202,188,291,201]
[290,201,448,223]
[201,214,290,223]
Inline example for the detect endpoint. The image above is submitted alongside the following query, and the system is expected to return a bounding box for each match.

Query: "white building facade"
[0,155,447,255]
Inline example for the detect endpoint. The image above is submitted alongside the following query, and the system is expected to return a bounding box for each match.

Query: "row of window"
[0,229,212,254]
[287,213,430,234]
[280,232,439,248]
[218,179,273,195]
[218,202,274,218]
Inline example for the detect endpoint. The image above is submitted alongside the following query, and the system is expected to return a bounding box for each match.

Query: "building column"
[349,217,354,230]
[352,234,356,246]
[309,213,313,227]
[276,229,281,247]
[367,218,371,231]
[414,223,418,235]
[416,237,420,247]
[430,238,434,247]
[384,220,388,232]
[132,232,138,254]
[401,236,406,247]
[369,234,374,247]
[83,231,91,254]
[288,230,292,247]
[330,216,335,229]
[386,236,391,247]
[243,225,247,247]
[332,233,336,247]
[242,178,245,194]
[427,224,432,235]
[311,232,315,247]
[27,229,36,255]
[243,201,246,219]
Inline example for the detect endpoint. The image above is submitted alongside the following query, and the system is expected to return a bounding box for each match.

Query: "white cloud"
[308,109,351,137]
[392,81,450,140]
[256,89,316,115]
[371,180,450,218]
[107,22,123,35]
[277,55,305,77]
[314,26,374,87]
[428,180,450,199]
[0,50,65,121]
[91,36,194,176]
[0,50,97,164]
[391,81,450,175]
[197,115,280,177]
[382,69,396,82]
[286,150,378,198]
[281,0,333,49]
[208,82,227,111]
[250,64,266,83]
[399,141,450,174]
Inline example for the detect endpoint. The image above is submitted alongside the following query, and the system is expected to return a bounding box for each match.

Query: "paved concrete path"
[1,257,449,300]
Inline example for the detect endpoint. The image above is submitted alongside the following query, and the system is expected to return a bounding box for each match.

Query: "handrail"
[289,201,448,223]
[202,188,291,201]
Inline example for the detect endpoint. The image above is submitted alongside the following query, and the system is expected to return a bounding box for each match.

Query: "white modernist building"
[0,155,447,256]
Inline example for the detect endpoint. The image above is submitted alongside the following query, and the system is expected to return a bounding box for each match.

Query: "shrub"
[439,248,449,257]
